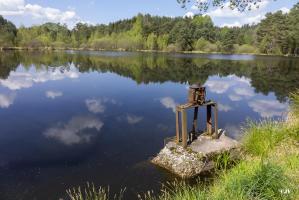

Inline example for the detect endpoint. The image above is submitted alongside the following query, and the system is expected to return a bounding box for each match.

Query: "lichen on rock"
[151,133,240,178]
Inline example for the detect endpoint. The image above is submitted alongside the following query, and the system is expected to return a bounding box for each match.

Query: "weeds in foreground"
[137,181,207,200]
[67,182,125,200]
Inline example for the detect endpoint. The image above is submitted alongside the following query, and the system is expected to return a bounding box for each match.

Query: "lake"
[0,51,298,200]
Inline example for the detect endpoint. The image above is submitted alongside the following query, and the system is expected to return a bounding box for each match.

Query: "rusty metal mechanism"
[175,84,219,148]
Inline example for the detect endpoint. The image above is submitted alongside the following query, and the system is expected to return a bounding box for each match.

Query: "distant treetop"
[177,0,274,12]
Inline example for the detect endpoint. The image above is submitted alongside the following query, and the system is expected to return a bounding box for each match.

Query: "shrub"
[166,43,180,52]
[235,44,257,54]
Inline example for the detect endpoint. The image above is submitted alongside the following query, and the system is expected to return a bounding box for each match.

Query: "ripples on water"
[0,51,298,200]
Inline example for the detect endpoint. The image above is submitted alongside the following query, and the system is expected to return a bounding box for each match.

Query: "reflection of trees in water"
[1,51,299,102]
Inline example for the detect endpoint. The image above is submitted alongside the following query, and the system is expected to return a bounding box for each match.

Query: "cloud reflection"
[126,114,143,124]
[85,99,105,114]
[85,97,120,114]
[218,103,233,112]
[0,67,79,91]
[0,93,16,108]
[248,99,288,118]
[46,90,63,99]
[160,97,177,113]
[205,80,232,94]
[43,115,104,145]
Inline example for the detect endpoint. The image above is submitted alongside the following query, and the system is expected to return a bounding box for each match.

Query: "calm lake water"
[0,51,298,200]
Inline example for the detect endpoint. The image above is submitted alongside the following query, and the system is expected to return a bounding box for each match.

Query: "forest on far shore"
[0,3,299,56]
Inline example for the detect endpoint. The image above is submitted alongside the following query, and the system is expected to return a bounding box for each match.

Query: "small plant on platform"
[213,151,239,172]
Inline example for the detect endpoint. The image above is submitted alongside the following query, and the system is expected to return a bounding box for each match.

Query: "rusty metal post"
[181,110,188,148]
[213,103,219,139]
[175,109,180,144]
[192,107,198,133]
[207,104,212,135]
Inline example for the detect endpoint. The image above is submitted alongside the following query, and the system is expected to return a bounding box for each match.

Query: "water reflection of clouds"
[205,74,289,119]
[248,99,288,118]
[44,115,104,145]
[126,114,143,124]
[205,75,252,95]
[229,94,242,101]
[46,90,63,99]
[0,67,79,91]
[85,97,120,114]
[116,114,144,125]
[234,87,255,98]
[218,103,233,112]
[160,97,177,113]
[0,93,16,108]
[224,125,242,140]
[205,80,232,94]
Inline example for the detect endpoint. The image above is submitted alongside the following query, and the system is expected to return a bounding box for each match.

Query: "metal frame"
[175,101,218,148]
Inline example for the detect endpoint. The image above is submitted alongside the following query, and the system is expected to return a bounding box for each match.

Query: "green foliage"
[211,161,295,200]
[242,120,287,157]
[290,89,299,117]
[2,6,299,54]
[0,15,17,47]
[235,44,257,54]
[213,151,239,172]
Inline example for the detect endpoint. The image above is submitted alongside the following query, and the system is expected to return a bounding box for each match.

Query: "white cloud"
[85,99,105,114]
[245,14,266,25]
[248,99,288,118]
[44,115,104,145]
[221,21,242,27]
[202,0,272,27]
[0,0,80,26]
[160,97,177,113]
[0,67,79,91]
[279,7,290,14]
[184,11,194,18]
[46,90,63,99]
[126,114,143,124]
[0,93,16,108]
[218,103,232,112]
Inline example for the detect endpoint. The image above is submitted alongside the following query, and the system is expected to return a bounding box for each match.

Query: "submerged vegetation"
[67,91,299,200]
[1,2,299,56]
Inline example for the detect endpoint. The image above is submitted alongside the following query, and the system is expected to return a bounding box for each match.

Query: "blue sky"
[0,0,298,28]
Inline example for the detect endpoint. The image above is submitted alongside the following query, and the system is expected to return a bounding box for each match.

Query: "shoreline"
[1,46,298,58]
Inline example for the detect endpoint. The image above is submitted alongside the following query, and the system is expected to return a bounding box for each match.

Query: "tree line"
[0,3,299,55]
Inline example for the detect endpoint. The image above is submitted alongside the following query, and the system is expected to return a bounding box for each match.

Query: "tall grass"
[290,89,299,117]
[138,181,207,200]
[242,120,287,157]
[211,160,295,200]
[67,182,125,200]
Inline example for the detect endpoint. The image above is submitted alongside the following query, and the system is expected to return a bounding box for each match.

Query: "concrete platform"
[151,130,240,178]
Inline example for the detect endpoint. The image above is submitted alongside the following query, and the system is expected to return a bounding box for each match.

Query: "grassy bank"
[67,91,299,200]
